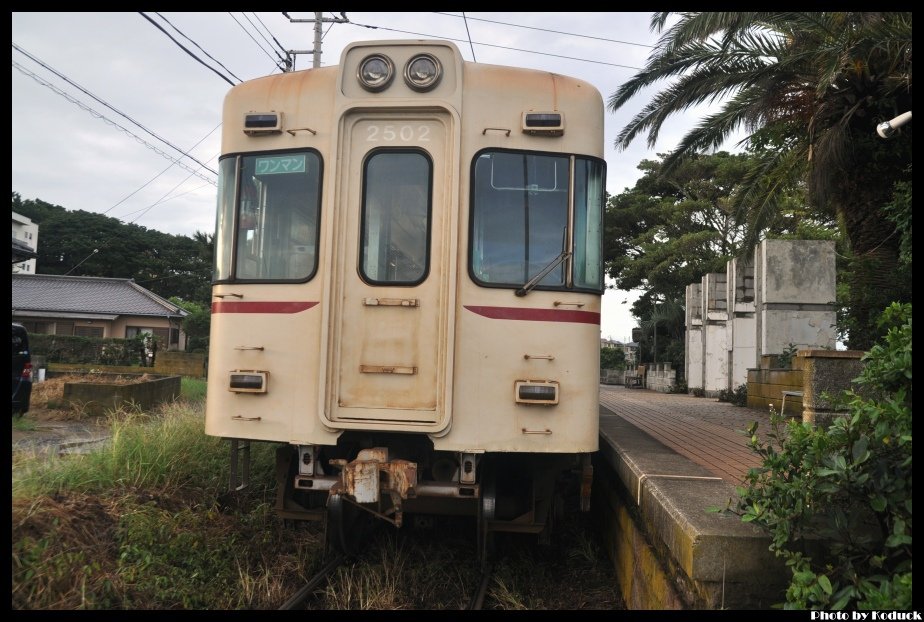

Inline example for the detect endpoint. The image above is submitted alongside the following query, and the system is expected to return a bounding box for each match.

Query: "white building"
[12,211,38,274]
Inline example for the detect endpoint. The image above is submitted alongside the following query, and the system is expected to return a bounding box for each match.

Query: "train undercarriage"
[228,434,593,562]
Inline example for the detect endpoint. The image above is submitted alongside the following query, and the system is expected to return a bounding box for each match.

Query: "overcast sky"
[12,11,734,342]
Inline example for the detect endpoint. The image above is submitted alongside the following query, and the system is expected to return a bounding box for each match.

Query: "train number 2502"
[366,125,431,142]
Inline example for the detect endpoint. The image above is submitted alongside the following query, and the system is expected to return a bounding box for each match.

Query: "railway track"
[465,562,494,610]
[277,495,619,610]
[278,553,348,610]
[281,550,496,611]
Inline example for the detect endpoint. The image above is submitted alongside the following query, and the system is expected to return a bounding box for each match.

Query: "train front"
[205,40,605,557]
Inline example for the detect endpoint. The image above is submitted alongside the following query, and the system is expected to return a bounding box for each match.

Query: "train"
[204,39,605,560]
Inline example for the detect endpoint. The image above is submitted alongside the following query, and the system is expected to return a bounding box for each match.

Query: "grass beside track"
[12,378,622,610]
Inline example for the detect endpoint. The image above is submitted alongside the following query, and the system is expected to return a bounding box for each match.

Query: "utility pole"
[284,12,349,69]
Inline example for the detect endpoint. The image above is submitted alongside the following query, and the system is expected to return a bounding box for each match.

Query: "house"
[11,274,188,351]
[599,337,639,367]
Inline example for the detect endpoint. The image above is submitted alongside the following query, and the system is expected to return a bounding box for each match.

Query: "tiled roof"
[11,274,188,318]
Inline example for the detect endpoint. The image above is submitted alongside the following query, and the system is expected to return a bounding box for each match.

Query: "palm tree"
[639,298,686,366]
[609,12,912,349]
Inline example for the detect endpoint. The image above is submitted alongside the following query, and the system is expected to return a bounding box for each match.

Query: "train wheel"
[326,493,368,556]
[477,464,496,567]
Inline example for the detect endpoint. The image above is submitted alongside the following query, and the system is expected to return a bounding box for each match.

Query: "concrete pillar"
[726,257,756,391]
[685,283,703,390]
[755,240,837,357]
[702,272,728,397]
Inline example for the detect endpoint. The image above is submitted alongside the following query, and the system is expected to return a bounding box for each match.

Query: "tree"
[600,346,626,371]
[606,151,772,306]
[605,151,834,344]
[608,12,912,349]
[13,193,214,307]
[171,298,211,353]
[638,298,686,367]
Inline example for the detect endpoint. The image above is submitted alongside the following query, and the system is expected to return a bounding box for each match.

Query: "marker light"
[522,112,565,136]
[229,370,268,393]
[404,54,442,91]
[243,112,283,136]
[358,54,395,92]
[515,380,560,405]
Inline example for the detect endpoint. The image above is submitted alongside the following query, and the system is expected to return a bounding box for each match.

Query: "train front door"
[330,113,454,425]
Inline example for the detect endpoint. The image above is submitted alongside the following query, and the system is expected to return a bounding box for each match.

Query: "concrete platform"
[595,384,791,609]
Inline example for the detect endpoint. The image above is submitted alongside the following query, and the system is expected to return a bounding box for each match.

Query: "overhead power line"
[228,11,289,73]
[101,123,221,217]
[12,59,217,187]
[12,42,218,176]
[433,12,655,49]
[248,12,291,58]
[346,20,641,70]
[461,12,477,62]
[154,12,244,82]
[139,12,238,86]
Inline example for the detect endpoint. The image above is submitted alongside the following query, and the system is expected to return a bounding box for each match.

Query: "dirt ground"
[12,375,116,455]
[12,409,110,453]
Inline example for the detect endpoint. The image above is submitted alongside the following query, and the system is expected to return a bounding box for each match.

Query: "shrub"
[30,334,149,366]
[735,303,912,609]
[777,343,798,369]
[730,383,748,406]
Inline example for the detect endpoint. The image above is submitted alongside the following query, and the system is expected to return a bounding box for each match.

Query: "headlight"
[358,54,394,92]
[404,54,442,91]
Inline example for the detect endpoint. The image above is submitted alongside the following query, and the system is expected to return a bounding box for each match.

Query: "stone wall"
[801,349,867,426]
[645,363,678,393]
[746,350,868,424]
[746,354,805,416]
[47,351,206,379]
[62,374,181,416]
[155,351,207,378]
[601,369,626,385]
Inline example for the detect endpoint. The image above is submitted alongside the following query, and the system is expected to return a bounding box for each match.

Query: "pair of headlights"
[358,53,442,93]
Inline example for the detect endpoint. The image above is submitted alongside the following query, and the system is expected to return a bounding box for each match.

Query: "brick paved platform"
[599,383,779,484]
[594,383,790,608]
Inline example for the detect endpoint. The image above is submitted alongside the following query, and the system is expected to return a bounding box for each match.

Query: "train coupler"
[329,448,418,527]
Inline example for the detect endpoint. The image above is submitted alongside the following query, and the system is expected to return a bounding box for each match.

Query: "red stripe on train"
[211,301,319,314]
[464,305,599,325]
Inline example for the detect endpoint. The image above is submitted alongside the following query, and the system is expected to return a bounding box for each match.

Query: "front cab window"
[214,150,322,283]
[469,150,604,293]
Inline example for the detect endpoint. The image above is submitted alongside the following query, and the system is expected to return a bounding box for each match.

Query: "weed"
[180,377,207,402]
[13,415,37,432]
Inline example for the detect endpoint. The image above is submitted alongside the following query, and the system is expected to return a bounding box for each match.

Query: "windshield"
[470,150,604,292]
[214,150,322,283]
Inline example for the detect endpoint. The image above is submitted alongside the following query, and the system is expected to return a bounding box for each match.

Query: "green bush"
[736,303,912,609]
[777,343,798,369]
[30,334,150,366]
[717,383,748,406]
[600,347,626,371]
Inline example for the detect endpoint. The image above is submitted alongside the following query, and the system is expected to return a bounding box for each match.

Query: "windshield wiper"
[515,249,571,297]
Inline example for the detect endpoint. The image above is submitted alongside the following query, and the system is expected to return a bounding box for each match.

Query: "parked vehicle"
[12,322,32,415]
